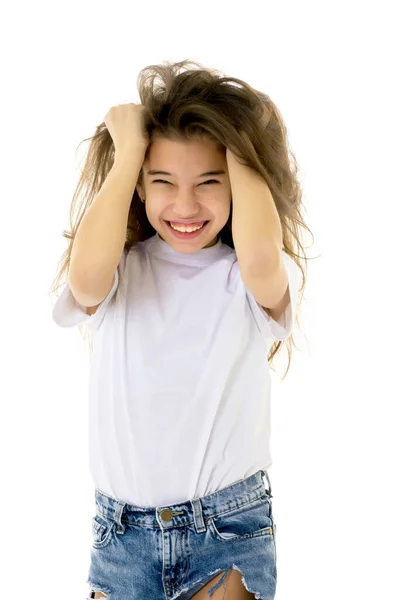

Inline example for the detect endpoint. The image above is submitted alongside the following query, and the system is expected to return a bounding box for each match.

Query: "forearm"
[69,151,144,304]
[227,149,283,273]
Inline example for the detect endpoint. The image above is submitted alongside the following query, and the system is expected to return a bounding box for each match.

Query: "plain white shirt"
[52,232,301,507]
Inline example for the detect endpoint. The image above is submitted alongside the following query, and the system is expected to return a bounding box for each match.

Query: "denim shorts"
[86,468,277,600]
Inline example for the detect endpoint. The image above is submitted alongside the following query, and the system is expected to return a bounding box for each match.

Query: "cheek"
[153,190,175,204]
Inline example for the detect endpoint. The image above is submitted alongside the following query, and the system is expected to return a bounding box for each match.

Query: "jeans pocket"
[208,494,274,542]
[92,513,116,549]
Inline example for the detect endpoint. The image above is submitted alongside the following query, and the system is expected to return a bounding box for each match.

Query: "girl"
[51,59,310,600]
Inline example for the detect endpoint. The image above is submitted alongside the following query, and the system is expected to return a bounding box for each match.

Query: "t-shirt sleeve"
[245,250,302,342]
[52,265,120,331]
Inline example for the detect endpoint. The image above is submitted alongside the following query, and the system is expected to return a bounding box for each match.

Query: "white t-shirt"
[52,232,301,507]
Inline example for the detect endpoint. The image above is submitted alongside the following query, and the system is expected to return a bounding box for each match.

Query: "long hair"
[50,59,314,379]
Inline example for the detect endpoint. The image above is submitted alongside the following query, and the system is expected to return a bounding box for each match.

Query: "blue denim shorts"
[86,468,277,600]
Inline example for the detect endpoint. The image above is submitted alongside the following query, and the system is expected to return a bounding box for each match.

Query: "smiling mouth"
[168,221,208,228]
[165,220,210,238]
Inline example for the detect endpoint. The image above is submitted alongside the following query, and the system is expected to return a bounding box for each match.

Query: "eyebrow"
[147,169,226,177]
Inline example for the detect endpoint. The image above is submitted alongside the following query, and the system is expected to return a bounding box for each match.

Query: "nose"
[172,191,202,218]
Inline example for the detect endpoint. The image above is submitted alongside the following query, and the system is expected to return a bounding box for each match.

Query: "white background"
[1,0,399,598]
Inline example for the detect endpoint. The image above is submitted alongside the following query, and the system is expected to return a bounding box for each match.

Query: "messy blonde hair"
[50,59,314,379]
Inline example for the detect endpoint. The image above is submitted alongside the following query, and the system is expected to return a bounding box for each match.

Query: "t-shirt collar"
[144,232,229,265]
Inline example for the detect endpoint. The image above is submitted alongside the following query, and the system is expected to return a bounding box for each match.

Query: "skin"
[136,136,232,252]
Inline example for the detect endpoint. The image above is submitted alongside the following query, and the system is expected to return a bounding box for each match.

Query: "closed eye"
[152,179,220,185]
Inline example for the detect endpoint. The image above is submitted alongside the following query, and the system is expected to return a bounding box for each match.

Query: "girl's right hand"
[104,103,149,155]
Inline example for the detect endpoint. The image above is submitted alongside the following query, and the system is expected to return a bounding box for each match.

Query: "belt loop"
[261,469,273,498]
[190,498,206,533]
[113,500,126,535]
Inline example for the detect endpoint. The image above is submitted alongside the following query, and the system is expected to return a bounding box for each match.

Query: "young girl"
[51,59,310,600]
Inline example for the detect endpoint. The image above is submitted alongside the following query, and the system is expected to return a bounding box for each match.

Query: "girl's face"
[137,136,232,252]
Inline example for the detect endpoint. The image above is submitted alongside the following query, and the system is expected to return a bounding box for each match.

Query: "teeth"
[170,223,204,232]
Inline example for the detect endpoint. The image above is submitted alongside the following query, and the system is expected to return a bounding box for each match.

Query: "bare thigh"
[190,568,255,599]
